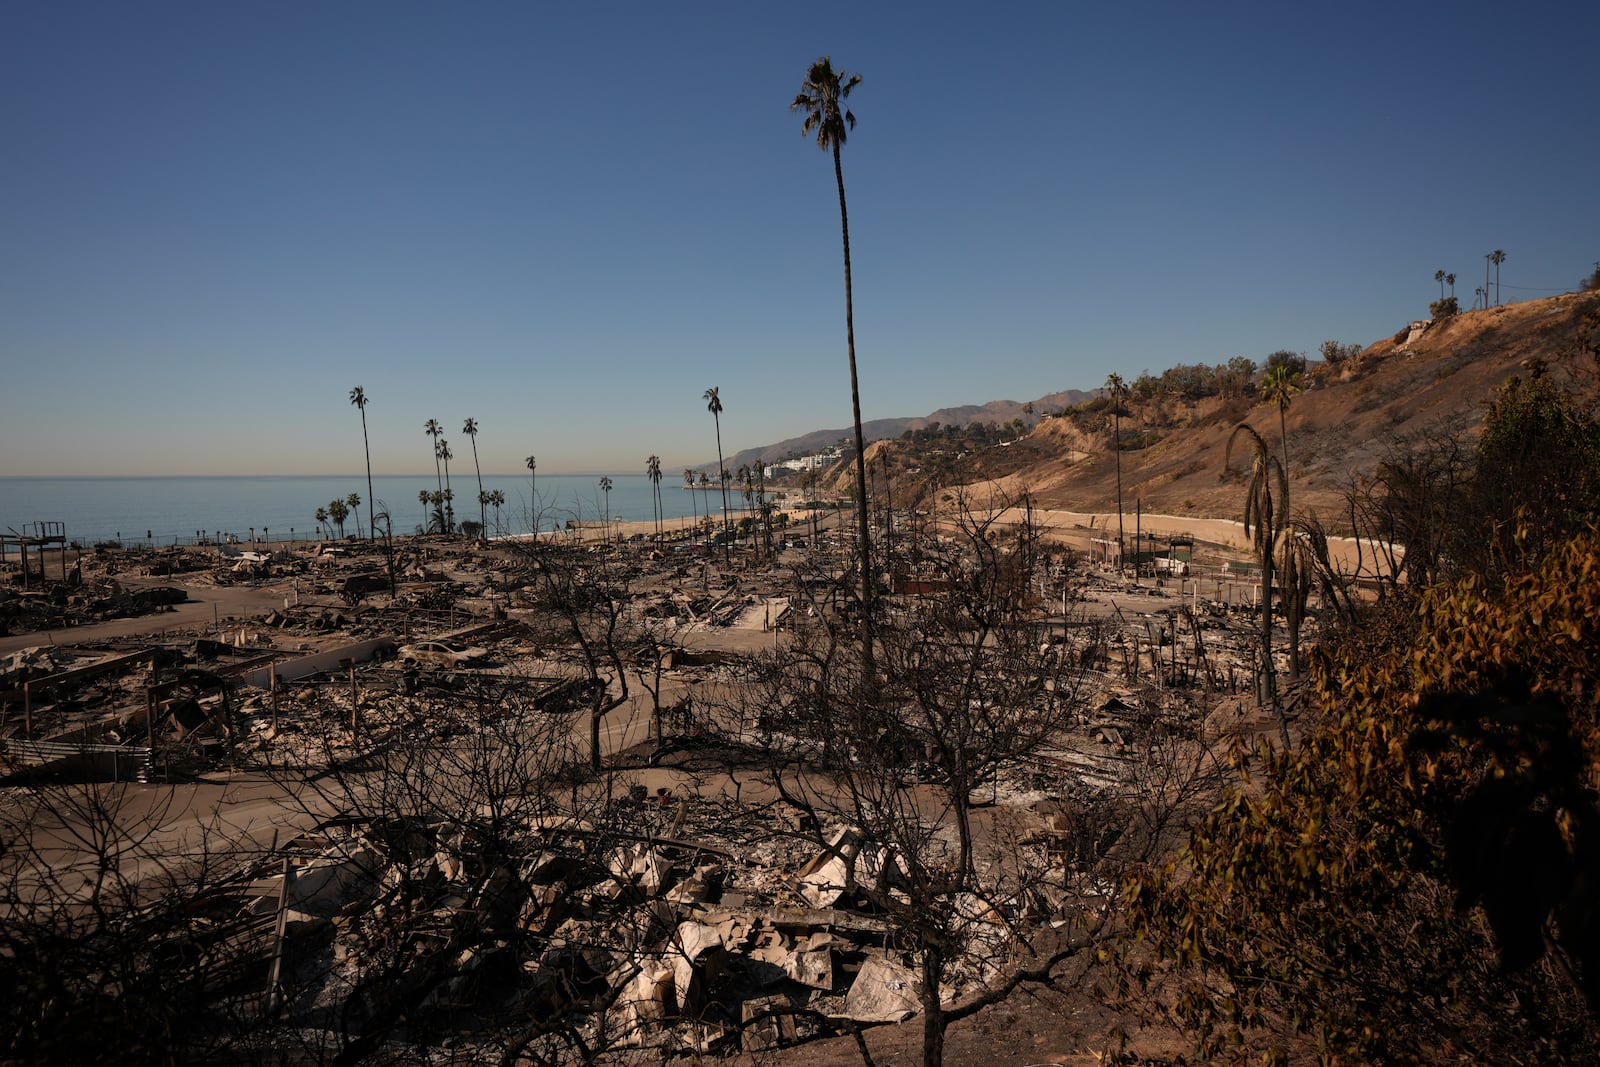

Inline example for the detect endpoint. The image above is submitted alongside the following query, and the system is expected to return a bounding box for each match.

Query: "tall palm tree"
[315,506,330,540]
[346,492,362,539]
[684,468,698,536]
[704,387,731,552]
[1491,249,1507,306]
[793,57,874,646]
[1226,424,1289,735]
[488,489,506,537]
[425,419,445,524]
[1260,362,1303,514]
[328,498,350,539]
[436,440,455,533]
[1105,373,1129,571]
[418,490,430,533]
[349,386,375,541]
[1447,272,1456,300]
[1435,269,1446,300]
[738,464,755,557]
[756,459,771,557]
[647,455,663,543]
[525,455,537,534]
[463,418,486,538]
[598,476,613,542]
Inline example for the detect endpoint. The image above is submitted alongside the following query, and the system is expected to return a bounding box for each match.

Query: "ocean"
[0,474,734,551]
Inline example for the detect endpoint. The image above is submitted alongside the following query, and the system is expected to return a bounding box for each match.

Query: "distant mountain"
[712,389,1095,472]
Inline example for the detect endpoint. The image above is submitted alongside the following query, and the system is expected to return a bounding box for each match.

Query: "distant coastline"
[1,473,709,552]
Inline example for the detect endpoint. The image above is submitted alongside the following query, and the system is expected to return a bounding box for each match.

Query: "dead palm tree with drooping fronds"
[793,56,874,656]
[349,386,375,541]
[1278,515,1318,680]
[1260,363,1308,678]
[1226,423,1289,738]
[463,418,486,538]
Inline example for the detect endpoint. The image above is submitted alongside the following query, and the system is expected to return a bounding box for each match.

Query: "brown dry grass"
[941,290,1600,530]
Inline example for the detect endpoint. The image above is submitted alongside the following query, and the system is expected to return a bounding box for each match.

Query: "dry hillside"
[824,290,1600,527]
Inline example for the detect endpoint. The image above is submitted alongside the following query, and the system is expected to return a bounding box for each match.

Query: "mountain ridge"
[711,390,1094,473]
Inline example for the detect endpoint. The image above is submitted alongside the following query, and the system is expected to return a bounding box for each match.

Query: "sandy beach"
[492,507,833,547]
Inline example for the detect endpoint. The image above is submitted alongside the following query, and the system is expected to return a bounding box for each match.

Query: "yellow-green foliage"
[1117,532,1600,1064]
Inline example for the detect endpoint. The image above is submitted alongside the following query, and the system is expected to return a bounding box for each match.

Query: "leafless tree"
[261,672,681,1064]
[513,539,636,773]
[729,488,1151,1066]
[0,774,284,1061]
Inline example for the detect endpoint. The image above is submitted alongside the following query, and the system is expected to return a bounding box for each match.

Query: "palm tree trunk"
[834,142,875,669]
[432,448,444,520]
[442,456,454,533]
[1261,489,1280,736]
[1114,409,1125,573]
[470,439,485,537]
[714,416,730,562]
[1278,403,1292,510]
[360,411,375,542]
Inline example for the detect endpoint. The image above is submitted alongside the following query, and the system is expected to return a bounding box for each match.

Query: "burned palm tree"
[1226,423,1288,733]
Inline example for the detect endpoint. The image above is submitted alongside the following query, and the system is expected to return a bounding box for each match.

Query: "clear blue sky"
[3,1,1595,477]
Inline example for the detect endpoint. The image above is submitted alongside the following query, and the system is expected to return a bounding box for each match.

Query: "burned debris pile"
[1,508,1312,1061]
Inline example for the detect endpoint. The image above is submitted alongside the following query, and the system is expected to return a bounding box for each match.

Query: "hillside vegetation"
[807,290,1600,527]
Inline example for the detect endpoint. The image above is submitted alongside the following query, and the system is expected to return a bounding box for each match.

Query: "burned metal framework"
[2,521,69,590]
